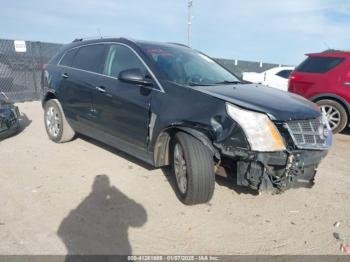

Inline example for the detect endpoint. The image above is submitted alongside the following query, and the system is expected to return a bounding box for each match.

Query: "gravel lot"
[0,101,349,255]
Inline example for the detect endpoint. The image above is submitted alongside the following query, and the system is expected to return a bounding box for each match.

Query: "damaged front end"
[0,92,20,140]
[215,103,332,194]
[235,150,328,193]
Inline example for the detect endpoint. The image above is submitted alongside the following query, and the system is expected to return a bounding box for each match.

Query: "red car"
[289,50,350,133]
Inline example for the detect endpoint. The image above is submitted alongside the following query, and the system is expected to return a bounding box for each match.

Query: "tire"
[44,99,75,143]
[316,99,348,134]
[171,132,215,205]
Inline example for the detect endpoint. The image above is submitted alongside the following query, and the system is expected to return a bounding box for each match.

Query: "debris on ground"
[333,232,344,242]
[334,221,341,228]
[289,210,299,214]
[340,244,350,254]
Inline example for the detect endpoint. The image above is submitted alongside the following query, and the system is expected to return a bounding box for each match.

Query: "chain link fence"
[0,39,62,102]
[0,38,284,102]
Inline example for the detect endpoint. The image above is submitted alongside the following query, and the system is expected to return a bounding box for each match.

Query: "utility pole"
[188,0,193,47]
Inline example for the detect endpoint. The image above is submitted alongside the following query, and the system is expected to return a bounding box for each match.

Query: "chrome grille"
[285,117,329,149]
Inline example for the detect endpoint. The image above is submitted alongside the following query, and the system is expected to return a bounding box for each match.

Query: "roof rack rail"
[72,38,83,42]
[168,42,190,48]
[71,36,104,43]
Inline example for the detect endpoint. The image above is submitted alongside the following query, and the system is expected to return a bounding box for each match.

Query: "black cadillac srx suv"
[41,38,332,205]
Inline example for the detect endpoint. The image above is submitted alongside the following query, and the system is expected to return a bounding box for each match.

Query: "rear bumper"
[220,149,328,193]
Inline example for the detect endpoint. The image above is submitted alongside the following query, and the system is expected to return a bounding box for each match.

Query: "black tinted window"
[276,69,292,79]
[138,43,239,86]
[59,49,77,66]
[104,45,147,78]
[73,44,106,73]
[296,57,344,73]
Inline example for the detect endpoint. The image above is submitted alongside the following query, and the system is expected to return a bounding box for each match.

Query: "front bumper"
[218,148,328,193]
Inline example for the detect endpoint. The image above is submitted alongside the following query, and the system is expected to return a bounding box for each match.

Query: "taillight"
[288,73,296,92]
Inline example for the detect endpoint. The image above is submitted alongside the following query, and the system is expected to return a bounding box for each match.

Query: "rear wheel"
[44,99,75,143]
[171,132,215,205]
[316,99,348,134]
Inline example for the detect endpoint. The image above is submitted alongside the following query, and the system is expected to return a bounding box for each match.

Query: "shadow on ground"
[215,175,258,195]
[79,134,257,199]
[17,113,31,132]
[57,174,147,256]
[340,127,350,135]
[78,134,155,171]
[162,166,258,198]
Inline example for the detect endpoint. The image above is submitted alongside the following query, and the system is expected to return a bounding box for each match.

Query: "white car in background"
[242,66,294,91]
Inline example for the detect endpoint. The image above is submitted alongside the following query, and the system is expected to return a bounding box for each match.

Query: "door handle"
[95,86,106,93]
[344,82,350,86]
[61,73,69,79]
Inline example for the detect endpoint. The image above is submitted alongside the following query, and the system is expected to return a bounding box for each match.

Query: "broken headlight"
[226,103,286,152]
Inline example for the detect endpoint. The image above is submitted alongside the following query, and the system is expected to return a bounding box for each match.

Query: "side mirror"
[118,68,153,86]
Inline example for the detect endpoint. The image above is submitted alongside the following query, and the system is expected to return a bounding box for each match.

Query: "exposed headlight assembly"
[226,103,286,152]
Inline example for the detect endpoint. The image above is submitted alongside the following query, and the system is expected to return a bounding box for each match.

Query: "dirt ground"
[0,101,349,255]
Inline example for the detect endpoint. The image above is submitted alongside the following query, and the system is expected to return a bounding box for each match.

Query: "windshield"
[138,43,240,86]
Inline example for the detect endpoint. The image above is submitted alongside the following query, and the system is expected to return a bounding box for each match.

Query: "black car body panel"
[192,83,320,121]
[0,93,19,140]
[41,38,332,194]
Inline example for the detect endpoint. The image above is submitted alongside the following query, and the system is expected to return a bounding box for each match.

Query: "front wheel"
[316,99,348,134]
[171,132,215,205]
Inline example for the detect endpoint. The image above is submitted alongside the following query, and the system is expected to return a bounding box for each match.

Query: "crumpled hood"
[192,83,321,121]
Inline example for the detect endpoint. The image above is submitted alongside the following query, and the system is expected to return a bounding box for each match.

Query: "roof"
[69,37,189,49]
[306,49,350,58]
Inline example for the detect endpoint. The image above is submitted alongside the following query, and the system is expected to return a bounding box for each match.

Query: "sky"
[1,0,350,65]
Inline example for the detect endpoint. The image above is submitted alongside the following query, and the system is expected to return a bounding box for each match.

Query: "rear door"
[92,44,153,149]
[58,44,108,128]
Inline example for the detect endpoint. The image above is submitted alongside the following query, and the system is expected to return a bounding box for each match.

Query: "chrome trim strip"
[57,42,165,93]
[148,112,157,143]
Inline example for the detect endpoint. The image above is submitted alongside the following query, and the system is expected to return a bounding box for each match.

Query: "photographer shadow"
[57,174,147,258]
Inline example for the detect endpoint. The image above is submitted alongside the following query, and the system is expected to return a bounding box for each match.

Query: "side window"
[59,49,77,67]
[296,57,344,73]
[104,45,147,78]
[73,44,107,73]
[276,70,292,79]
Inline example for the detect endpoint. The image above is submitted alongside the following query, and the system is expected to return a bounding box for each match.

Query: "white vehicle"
[242,66,294,91]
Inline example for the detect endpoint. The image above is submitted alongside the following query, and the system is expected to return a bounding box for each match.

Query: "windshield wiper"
[188,82,216,86]
[215,80,241,85]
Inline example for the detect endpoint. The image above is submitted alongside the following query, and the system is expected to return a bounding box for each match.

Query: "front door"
[92,44,153,150]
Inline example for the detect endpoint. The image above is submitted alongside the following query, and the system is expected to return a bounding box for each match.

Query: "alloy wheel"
[46,106,60,137]
[174,143,187,194]
[320,105,341,130]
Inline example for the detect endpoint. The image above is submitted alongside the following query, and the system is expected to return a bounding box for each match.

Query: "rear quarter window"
[276,69,292,79]
[59,49,77,67]
[296,56,344,73]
